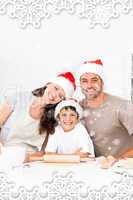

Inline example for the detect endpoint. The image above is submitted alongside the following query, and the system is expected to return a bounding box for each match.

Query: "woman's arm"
[0,102,13,126]
[25,151,44,162]
[0,88,17,127]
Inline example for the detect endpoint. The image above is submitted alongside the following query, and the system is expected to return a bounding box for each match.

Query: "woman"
[0,72,76,154]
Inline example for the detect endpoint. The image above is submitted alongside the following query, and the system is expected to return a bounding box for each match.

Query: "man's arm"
[119,148,133,158]
[118,100,133,135]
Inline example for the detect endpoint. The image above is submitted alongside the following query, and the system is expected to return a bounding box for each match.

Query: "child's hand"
[74,148,82,154]
[74,148,89,158]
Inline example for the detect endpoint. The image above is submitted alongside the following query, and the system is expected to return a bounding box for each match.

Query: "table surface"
[0,159,132,188]
[0,160,133,199]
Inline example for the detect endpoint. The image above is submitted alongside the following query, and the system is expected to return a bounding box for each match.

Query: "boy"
[45,99,94,158]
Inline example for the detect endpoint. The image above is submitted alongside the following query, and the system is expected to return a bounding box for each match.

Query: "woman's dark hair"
[32,86,47,97]
[32,86,59,151]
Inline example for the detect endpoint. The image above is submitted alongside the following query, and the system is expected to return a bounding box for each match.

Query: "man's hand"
[97,155,117,169]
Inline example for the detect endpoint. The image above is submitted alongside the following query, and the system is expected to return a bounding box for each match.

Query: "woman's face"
[43,83,66,104]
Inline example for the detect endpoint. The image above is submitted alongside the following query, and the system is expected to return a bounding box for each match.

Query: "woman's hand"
[29,99,44,120]
[42,83,65,105]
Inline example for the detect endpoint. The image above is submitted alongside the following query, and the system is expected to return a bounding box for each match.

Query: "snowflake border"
[0,0,133,28]
[0,170,133,199]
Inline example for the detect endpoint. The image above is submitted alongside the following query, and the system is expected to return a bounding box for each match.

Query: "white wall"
[0,12,133,100]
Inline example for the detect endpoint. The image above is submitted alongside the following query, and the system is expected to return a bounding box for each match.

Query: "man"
[76,59,133,158]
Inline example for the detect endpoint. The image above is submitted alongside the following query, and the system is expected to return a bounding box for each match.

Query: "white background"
[0,12,133,100]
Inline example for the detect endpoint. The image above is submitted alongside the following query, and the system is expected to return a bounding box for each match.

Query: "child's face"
[59,108,78,132]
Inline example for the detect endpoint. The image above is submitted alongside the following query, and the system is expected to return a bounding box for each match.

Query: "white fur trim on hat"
[76,62,105,83]
[52,76,75,98]
[55,99,83,119]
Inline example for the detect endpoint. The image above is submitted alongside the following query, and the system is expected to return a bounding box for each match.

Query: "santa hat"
[76,59,105,82]
[51,72,76,98]
[55,99,83,119]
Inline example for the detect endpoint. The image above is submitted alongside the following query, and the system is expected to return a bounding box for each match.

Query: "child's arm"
[77,123,95,157]
[44,134,57,153]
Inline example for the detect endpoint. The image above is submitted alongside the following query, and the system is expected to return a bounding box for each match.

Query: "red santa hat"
[55,99,83,119]
[77,59,105,82]
[51,72,76,98]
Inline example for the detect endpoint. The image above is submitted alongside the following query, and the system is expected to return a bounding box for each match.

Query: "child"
[45,99,94,158]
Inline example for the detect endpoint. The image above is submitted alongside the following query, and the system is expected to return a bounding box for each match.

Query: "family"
[0,59,133,166]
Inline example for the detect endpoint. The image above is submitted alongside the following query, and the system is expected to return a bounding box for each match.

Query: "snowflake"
[89,120,94,125]
[0,0,133,28]
[53,0,83,14]
[108,146,112,151]
[9,0,45,28]
[90,130,96,137]
[0,0,12,14]
[109,172,133,199]
[96,112,101,118]
[112,138,120,145]
[11,186,46,200]
[0,170,133,199]
[118,0,133,14]
[83,110,91,117]
[43,0,83,17]
[43,172,84,200]
[0,171,15,199]
[86,186,111,200]
[79,0,120,28]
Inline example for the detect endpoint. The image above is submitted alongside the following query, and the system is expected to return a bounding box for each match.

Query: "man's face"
[80,73,103,100]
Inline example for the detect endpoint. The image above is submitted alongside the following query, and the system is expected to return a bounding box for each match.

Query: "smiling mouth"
[64,122,73,125]
[87,88,96,92]
[85,91,96,95]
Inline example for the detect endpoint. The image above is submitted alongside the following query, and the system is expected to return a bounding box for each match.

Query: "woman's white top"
[0,88,45,152]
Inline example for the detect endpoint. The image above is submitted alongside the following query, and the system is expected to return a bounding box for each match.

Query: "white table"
[0,160,133,199]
